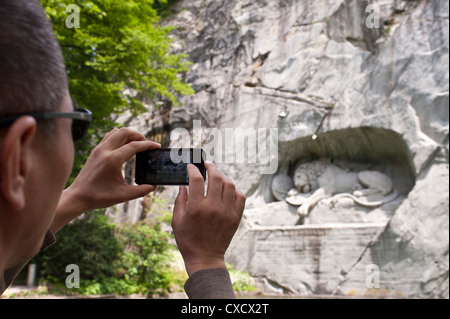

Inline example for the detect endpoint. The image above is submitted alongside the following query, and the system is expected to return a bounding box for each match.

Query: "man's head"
[0,0,74,269]
[0,0,68,117]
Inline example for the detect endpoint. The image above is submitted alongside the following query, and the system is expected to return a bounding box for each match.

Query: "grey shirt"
[184,268,235,299]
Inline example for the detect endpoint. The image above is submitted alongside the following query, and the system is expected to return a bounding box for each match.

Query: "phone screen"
[135,148,206,186]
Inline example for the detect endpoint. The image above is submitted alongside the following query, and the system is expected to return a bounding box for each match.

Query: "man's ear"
[0,116,37,211]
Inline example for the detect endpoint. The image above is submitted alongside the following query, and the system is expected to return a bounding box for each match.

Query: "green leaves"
[42,0,192,115]
[31,211,178,295]
[40,0,193,181]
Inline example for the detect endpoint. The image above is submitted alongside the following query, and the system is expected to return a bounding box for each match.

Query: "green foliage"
[118,221,172,292]
[40,0,193,182]
[153,0,179,18]
[227,263,256,292]
[32,212,122,283]
[31,210,183,296]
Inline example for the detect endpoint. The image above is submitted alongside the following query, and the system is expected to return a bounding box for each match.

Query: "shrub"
[117,220,173,293]
[32,212,122,283]
[31,210,180,295]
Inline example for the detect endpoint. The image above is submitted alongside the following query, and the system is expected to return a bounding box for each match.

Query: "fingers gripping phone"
[135,148,206,186]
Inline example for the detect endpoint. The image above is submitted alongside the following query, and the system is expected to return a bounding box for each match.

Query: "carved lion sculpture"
[280,161,399,219]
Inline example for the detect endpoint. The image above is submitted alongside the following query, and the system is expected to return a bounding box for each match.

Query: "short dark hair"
[0,0,68,118]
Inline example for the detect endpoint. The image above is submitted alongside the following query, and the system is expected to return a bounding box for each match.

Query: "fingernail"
[205,160,213,164]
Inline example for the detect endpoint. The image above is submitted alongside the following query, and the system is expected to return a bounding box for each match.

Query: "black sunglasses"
[0,107,92,142]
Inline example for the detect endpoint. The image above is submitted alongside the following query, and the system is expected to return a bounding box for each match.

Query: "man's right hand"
[171,162,246,277]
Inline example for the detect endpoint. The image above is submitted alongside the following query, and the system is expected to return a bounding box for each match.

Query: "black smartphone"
[135,148,206,186]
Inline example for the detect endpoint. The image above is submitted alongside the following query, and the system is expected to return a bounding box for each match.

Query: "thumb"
[125,184,157,201]
[173,186,188,223]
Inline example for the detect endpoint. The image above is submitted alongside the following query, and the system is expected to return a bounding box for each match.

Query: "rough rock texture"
[117,0,449,298]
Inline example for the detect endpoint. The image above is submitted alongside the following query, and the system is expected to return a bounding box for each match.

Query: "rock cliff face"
[117,0,449,298]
